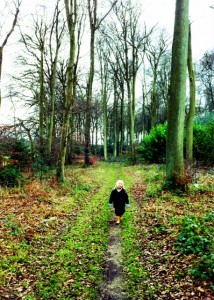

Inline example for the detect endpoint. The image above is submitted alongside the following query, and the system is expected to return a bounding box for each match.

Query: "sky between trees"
[0,0,214,124]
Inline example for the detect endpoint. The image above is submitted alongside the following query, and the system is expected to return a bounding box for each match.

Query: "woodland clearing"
[0,162,213,299]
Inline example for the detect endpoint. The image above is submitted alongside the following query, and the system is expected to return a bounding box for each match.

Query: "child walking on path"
[108,180,130,224]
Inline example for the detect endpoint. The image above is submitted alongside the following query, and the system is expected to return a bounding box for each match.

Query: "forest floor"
[0,161,213,299]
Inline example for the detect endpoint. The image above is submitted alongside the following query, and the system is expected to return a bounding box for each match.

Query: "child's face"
[117,182,123,190]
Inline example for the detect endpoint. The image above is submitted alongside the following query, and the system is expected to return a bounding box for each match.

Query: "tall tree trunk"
[166,0,189,188]
[141,64,147,140]
[127,80,131,153]
[57,0,76,182]
[119,87,125,155]
[186,23,196,163]
[84,0,97,166]
[39,46,45,153]
[130,72,137,162]
[47,3,64,157]
[84,28,95,165]
[95,117,98,155]
[113,82,118,159]
[47,53,58,157]
[150,71,158,129]
[57,112,70,181]
[103,74,108,161]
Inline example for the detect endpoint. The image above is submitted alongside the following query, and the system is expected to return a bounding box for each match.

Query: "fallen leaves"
[129,165,214,299]
[0,163,213,299]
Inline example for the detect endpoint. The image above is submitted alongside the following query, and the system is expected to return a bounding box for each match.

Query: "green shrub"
[32,154,49,178]
[174,215,213,254]
[138,123,167,163]
[193,118,214,164]
[191,253,214,281]
[0,166,22,187]
[175,212,214,284]
[137,118,214,165]
[0,138,32,168]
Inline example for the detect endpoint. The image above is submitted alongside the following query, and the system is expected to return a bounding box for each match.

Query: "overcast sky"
[1,0,214,124]
[142,0,214,59]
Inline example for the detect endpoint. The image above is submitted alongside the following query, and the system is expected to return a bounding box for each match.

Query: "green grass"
[22,164,117,299]
[0,162,213,299]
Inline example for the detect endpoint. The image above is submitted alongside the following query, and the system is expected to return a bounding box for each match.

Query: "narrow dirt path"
[100,216,129,300]
[98,165,134,300]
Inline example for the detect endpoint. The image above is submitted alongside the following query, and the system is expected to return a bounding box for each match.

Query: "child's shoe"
[116,216,122,224]
[116,216,121,224]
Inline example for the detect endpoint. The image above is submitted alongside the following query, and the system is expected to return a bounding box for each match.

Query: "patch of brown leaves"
[131,181,214,299]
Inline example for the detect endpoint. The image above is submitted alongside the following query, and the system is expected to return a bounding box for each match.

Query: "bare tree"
[197,51,214,113]
[146,30,170,129]
[109,0,153,162]
[97,38,112,160]
[84,0,117,165]
[46,1,65,157]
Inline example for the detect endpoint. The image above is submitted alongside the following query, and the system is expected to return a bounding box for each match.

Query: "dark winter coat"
[109,188,129,216]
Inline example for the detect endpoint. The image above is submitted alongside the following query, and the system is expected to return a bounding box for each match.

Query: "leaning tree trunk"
[186,23,196,163]
[166,0,189,188]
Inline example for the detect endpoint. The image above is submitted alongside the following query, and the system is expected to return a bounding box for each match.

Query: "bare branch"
[1,0,21,48]
[96,0,118,29]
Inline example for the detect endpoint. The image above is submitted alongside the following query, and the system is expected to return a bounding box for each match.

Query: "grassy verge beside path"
[0,163,125,299]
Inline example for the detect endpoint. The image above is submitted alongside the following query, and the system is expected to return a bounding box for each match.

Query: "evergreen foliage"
[193,116,214,164]
[0,138,31,187]
[138,119,214,165]
[0,138,31,167]
[0,166,22,187]
[138,123,167,163]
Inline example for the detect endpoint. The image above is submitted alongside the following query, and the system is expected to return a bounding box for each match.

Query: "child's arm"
[108,189,114,206]
[124,189,130,207]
